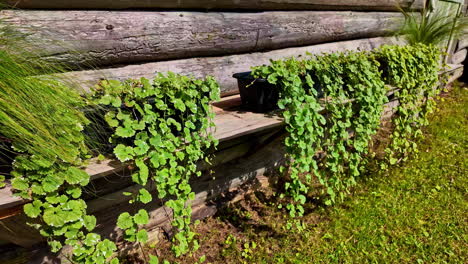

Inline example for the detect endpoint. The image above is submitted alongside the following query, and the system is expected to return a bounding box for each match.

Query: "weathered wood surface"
[61,37,405,96]
[5,0,425,11]
[451,49,467,64]
[1,10,406,68]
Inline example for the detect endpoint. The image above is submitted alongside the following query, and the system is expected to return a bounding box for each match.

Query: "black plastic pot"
[233,72,280,113]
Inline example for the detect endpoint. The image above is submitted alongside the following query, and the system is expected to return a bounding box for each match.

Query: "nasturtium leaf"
[149,135,162,147]
[134,159,149,185]
[133,209,149,225]
[49,240,63,253]
[99,95,113,105]
[117,212,133,230]
[175,151,185,161]
[65,167,90,186]
[134,140,149,155]
[104,112,119,127]
[173,98,186,111]
[116,126,135,138]
[114,144,134,162]
[84,215,97,231]
[43,208,66,227]
[97,239,117,258]
[42,174,64,193]
[136,229,148,243]
[65,228,79,239]
[151,98,165,109]
[24,200,42,218]
[149,255,159,264]
[138,188,152,204]
[46,194,68,204]
[84,233,101,246]
[11,177,29,191]
[66,187,82,199]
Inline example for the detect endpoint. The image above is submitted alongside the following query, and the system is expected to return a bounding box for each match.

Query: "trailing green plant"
[1,20,119,264]
[91,72,219,258]
[252,50,388,216]
[399,6,468,46]
[376,44,442,166]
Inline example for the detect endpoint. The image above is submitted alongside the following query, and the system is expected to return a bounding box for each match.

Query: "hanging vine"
[376,44,441,166]
[91,72,219,259]
[252,50,388,216]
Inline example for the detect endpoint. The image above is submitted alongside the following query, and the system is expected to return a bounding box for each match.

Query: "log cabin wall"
[1,0,427,97]
[1,0,466,262]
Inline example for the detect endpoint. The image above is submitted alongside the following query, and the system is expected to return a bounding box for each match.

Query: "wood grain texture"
[5,0,425,11]
[1,10,405,68]
[60,37,405,96]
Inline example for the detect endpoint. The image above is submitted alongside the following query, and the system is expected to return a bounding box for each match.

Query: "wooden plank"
[60,36,405,96]
[1,10,406,68]
[0,184,25,211]
[5,0,425,11]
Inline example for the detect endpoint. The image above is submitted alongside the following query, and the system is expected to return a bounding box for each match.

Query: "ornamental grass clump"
[1,17,119,264]
[400,6,468,46]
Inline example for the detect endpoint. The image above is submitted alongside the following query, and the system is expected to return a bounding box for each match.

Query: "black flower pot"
[233,72,280,113]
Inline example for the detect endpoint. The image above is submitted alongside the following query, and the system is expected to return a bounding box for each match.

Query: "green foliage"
[252,50,388,215]
[376,44,441,166]
[399,6,468,46]
[92,72,219,257]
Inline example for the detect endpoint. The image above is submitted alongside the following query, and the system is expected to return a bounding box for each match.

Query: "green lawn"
[218,84,467,264]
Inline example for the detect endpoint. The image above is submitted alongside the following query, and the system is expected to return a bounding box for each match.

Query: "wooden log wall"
[1,10,406,68]
[61,36,405,96]
[5,0,425,11]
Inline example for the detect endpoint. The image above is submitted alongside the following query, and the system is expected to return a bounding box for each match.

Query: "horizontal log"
[5,0,425,11]
[2,10,406,68]
[61,36,405,96]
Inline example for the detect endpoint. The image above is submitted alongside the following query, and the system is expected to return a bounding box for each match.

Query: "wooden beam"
[5,0,425,11]
[60,37,405,96]
[1,10,406,68]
